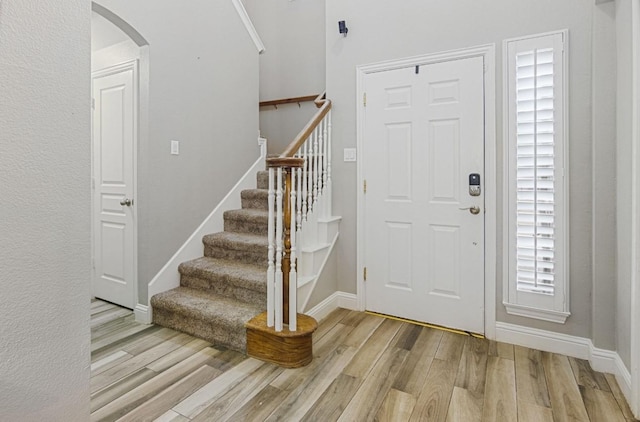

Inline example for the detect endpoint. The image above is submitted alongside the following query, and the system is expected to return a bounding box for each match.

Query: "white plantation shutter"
[515,47,556,295]
[504,31,569,323]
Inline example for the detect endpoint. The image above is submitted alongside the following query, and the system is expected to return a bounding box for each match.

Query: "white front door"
[363,56,485,334]
[92,61,138,309]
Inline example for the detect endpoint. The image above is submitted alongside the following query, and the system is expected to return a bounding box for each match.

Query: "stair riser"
[256,171,289,190]
[241,196,268,210]
[224,219,268,236]
[257,172,269,190]
[180,275,266,307]
[152,308,246,352]
[204,246,267,267]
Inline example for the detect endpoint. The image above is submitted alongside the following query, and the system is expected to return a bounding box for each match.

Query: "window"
[504,30,569,323]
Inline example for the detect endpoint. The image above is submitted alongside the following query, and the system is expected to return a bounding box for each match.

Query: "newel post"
[266,157,304,329]
[282,168,292,325]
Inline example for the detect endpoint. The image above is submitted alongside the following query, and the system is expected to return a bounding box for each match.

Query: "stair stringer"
[139,138,266,324]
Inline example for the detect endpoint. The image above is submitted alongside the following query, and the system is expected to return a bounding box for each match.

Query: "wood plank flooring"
[90,299,638,421]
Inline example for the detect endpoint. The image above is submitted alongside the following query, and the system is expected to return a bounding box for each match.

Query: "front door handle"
[459,206,480,215]
[120,198,133,207]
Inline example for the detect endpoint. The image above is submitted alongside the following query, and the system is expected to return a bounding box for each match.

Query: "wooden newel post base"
[245,312,318,368]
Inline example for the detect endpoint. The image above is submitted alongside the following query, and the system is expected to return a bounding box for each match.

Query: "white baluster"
[322,116,328,195]
[301,140,308,222]
[307,135,314,216]
[313,126,319,207]
[327,111,333,214]
[275,167,283,332]
[296,164,302,232]
[267,167,275,328]
[318,121,324,194]
[289,168,297,331]
[321,116,329,217]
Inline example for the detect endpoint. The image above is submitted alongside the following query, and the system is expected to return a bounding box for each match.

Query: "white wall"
[0,0,91,420]
[616,0,633,370]
[94,0,260,304]
[326,0,600,340]
[244,0,325,154]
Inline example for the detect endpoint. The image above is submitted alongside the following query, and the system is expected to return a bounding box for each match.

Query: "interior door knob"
[120,198,132,207]
[459,205,480,215]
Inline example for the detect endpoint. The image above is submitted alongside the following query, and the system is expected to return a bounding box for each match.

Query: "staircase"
[150,93,333,367]
[150,170,272,352]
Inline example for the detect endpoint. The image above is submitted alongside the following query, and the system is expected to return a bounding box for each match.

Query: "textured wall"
[0,0,91,420]
[94,0,260,304]
[326,0,597,340]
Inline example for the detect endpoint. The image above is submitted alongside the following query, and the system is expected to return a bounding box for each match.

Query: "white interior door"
[363,57,485,334]
[92,62,137,309]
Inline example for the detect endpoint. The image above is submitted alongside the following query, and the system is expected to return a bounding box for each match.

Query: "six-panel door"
[363,57,485,334]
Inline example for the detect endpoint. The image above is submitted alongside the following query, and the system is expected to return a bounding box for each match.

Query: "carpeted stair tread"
[151,287,264,351]
[151,287,263,323]
[179,257,267,293]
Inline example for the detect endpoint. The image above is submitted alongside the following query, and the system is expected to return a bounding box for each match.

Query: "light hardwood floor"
[90,299,638,421]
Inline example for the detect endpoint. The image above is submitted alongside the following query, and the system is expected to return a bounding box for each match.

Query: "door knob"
[459,206,480,215]
[120,198,133,207]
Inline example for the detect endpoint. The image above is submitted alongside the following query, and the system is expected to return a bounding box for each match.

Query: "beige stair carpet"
[151,171,273,352]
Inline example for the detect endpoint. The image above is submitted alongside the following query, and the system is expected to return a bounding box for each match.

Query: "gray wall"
[615,0,633,369]
[0,0,91,419]
[244,0,326,154]
[244,0,326,100]
[305,245,339,311]
[326,0,603,340]
[259,102,319,154]
[592,1,617,351]
[95,0,260,303]
[92,11,128,51]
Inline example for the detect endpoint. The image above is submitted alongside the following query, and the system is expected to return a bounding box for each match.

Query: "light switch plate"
[343,148,357,162]
[170,140,180,155]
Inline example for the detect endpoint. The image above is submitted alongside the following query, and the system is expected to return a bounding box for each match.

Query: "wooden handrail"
[266,92,331,331]
[259,94,320,108]
[266,157,305,169]
[280,92,331,158]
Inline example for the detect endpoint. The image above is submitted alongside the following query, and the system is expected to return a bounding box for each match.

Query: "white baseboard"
[306,291,358,322]
[496,322,592,360]
[134,304,151,324]
[496,322,632,399]
[614,353,633,407]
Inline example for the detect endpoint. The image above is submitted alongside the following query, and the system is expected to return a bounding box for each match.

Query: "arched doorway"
[91,3,149,310]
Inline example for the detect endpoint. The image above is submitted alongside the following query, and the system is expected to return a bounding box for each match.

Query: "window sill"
[503,302,570,324]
